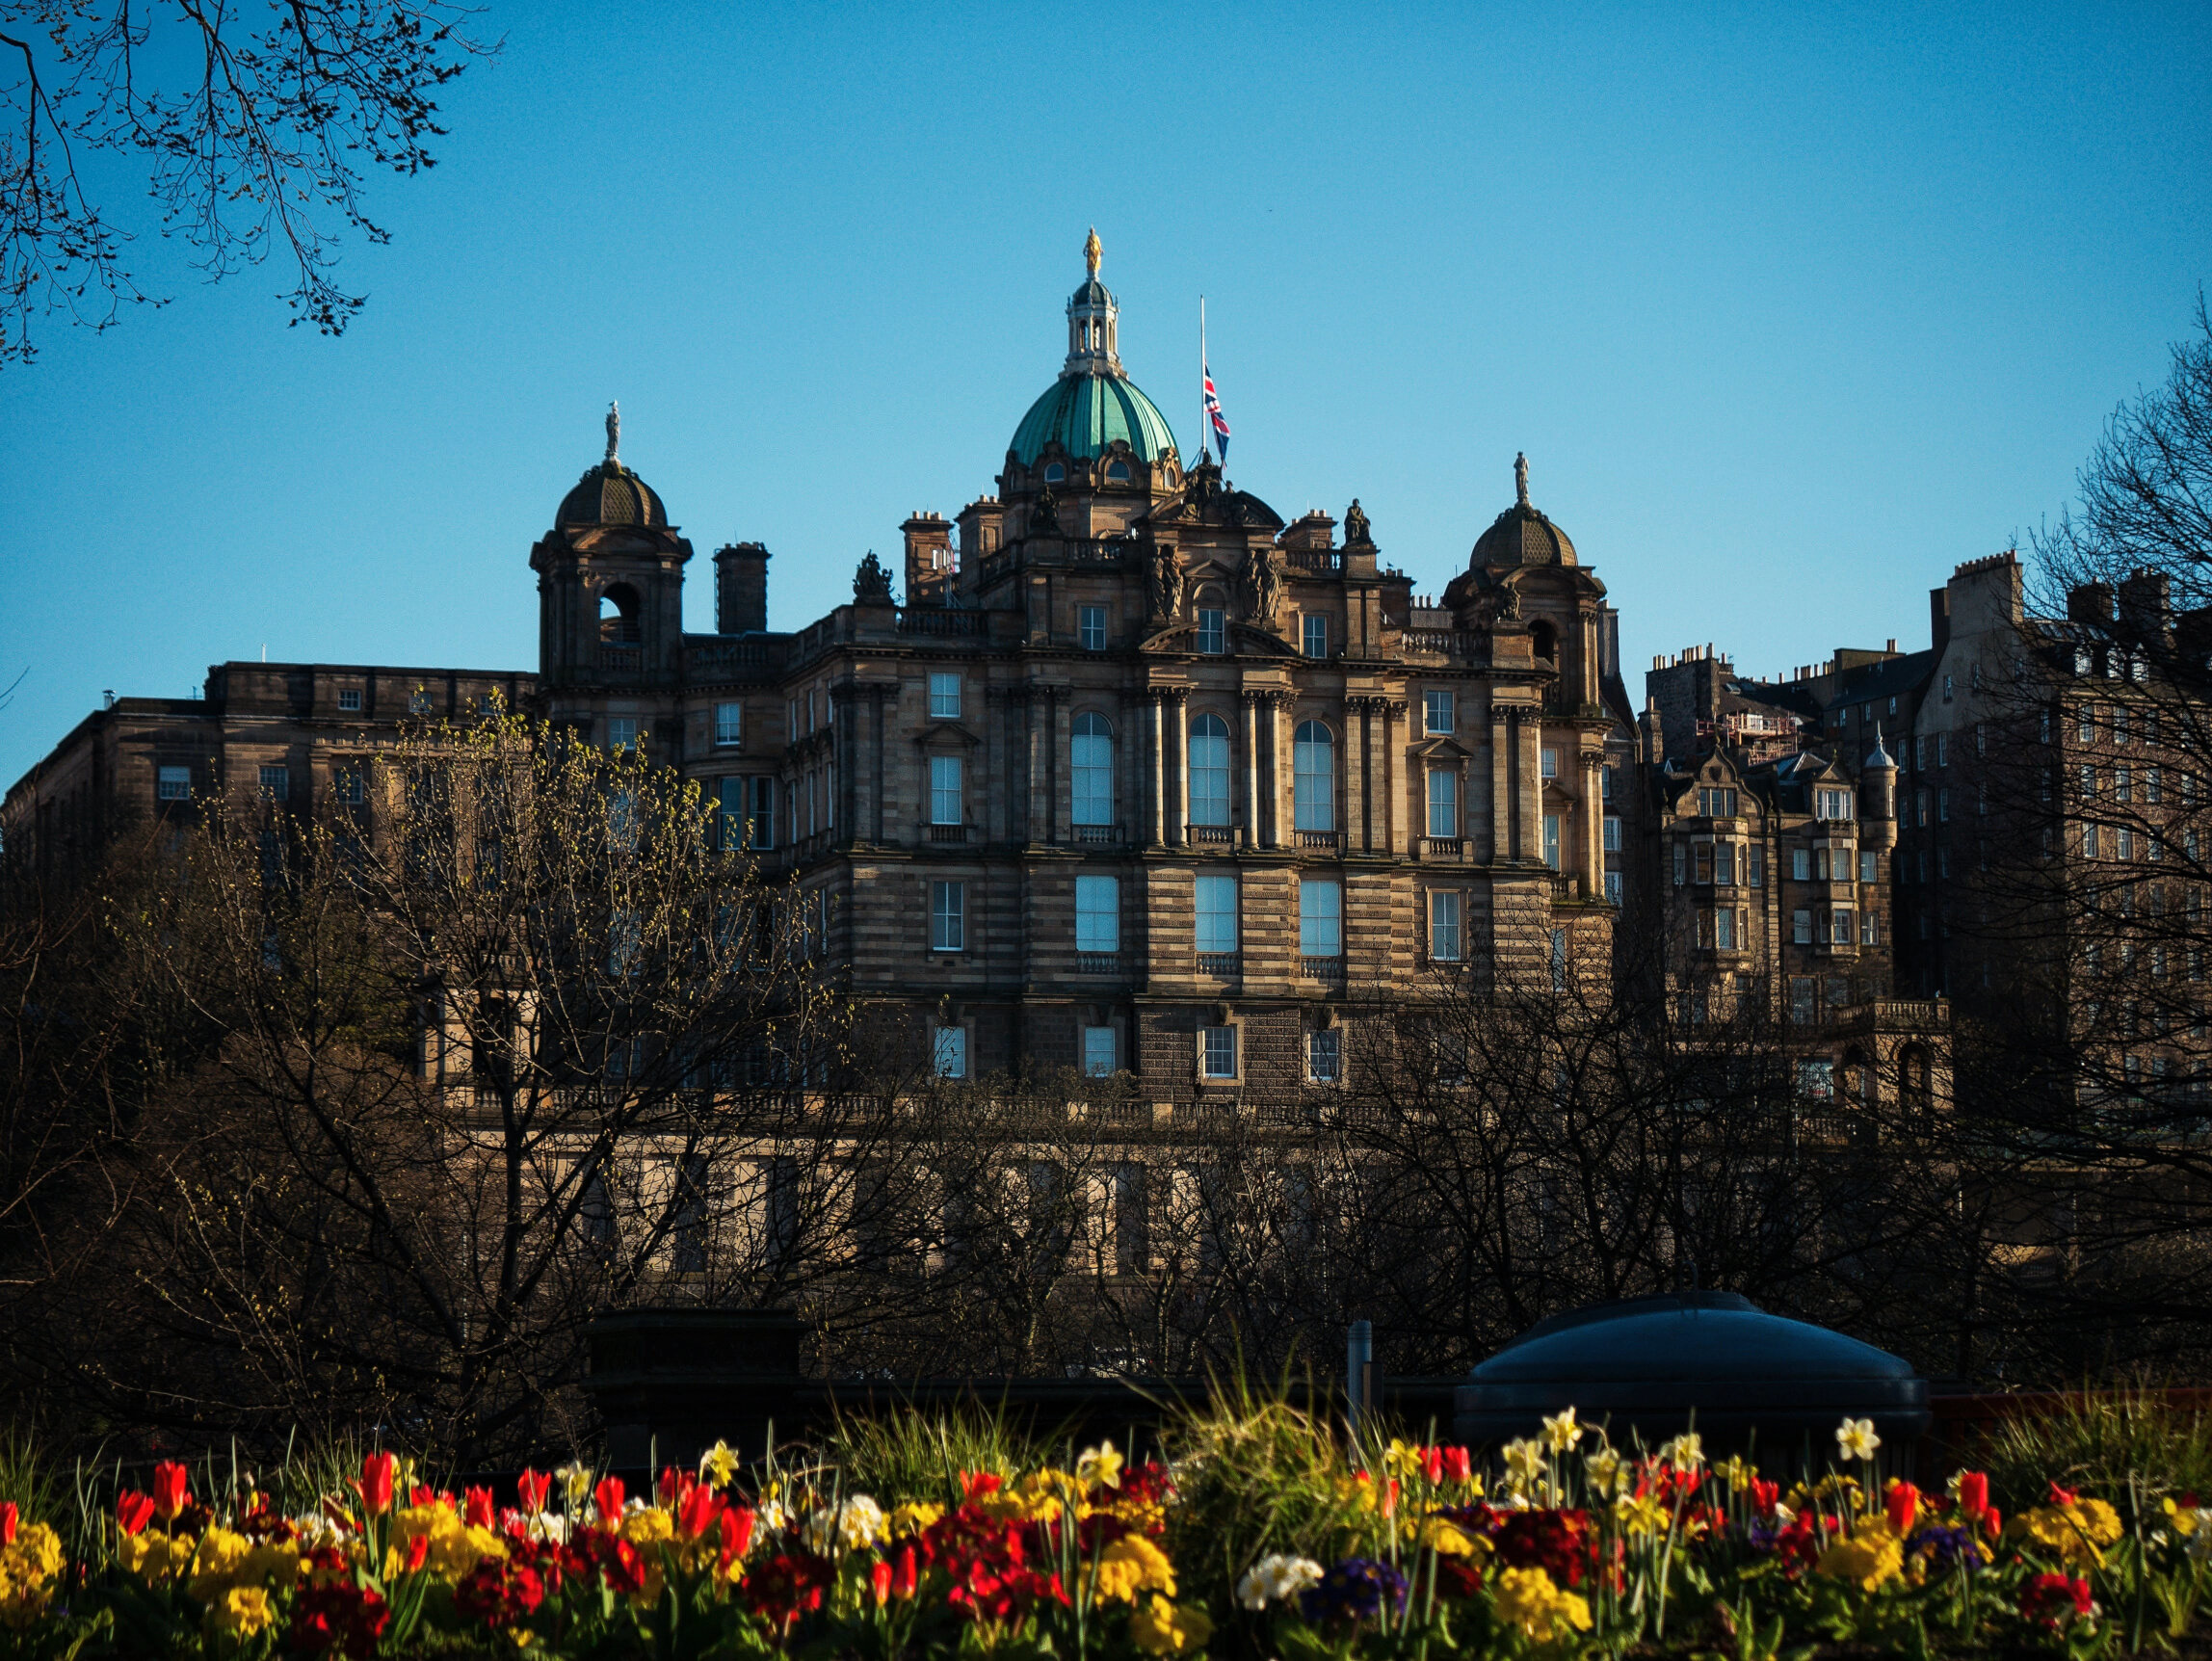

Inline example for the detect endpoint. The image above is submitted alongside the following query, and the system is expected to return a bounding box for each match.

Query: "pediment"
[1409,734,1473,762]
[1138,621,1301,658]
[913,720,982,750]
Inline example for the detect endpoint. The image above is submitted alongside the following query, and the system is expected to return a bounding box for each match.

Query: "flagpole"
[1198,294,1208,464]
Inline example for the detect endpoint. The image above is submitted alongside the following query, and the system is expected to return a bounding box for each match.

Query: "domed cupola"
[557,402,669,528]
[1470,452,1578,568]
[1008,229,1179,468]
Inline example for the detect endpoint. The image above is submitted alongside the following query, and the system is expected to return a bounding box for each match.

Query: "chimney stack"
[714,542,771,635]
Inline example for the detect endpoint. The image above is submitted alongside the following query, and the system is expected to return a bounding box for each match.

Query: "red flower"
[719,1506,756,1572]
[2048,1481,2079,1507]
[890,1542,919,1599]
[0,1502,14,1545]
[961,1471,1003,1503]
[2020,1571,2094,1629]
[1441,1446,1473,1486]
[1423,1445,1444,1484]
[516,1468,551,1513]
[601,1536,651,1598]
[742,1550,832,1629]
[403,1533,431,1573]
[1490,1509,1593,1588]
[408,1485,437,1508]
[1955,1471,1988,1521]
[357,1452,396,1518]
[117,1490,155,1537]
[292,1583,391,1658]
[593,1475,626,1523]
[676,1481,724,1541]
[463,1486,496,1529]
[1435,1557,1485,1599]
[1886,1481,1921,1536]
[1984,1507,2004,1542]
[1750,1478,1780,1516]
[871,1559,893,1603]
[455,1556,545,1628]
[152,1461,189,1521]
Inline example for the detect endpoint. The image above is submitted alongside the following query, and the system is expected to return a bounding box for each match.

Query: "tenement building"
[5,235,1630,1100]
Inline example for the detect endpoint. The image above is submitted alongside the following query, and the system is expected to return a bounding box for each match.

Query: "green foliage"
[1980,1387,2212,1509]
[814,1399,1059,1507]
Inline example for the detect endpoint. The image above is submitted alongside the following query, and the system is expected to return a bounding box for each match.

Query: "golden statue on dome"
[1084,226,1102,278]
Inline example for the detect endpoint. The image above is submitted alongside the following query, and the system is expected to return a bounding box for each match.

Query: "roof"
[1011,373,1178,465]
[558,461,667,529]
[1825,648,1937,711]
[1471,501,1577,567]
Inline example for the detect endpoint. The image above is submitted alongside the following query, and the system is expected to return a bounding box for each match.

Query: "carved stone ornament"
[1149,544,1184,618]
[1031,484,1062,538]
[852,550,893,603]
[1240,542,1282,624]
[1344,498,1372,546]
[604,400,620,464]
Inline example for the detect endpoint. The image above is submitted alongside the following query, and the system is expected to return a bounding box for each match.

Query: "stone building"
[6,236,1630,1102]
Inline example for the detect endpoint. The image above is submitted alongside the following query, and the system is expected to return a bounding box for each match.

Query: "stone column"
[1165,690,1187,846]
[1381,699,1405,856]
[1582,751,1606,900]
[1266,692,1288,848]
[1240,693,1261,850]
[870,683,890,846]
[1490,703,1514,863]
[1146,692,1165,847]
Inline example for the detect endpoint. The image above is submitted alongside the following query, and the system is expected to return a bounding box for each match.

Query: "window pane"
[1072,714,1114,826]
[930,755,962,825]
[157,765,191,801]
[1202,1025,1237,1077]
[1427,768,1458,837]
[1303,615,1329,658]
[1197,608,1225,654]
[1540,746,1558,778]
[1075,875,1119,952]
[1431,890,1462,961]
[930,880,964,951]
[1542,814,1561,869]
[1300,879,1342,957]
[1080,606,1107,650]
[933,1025,967,1078]
[1307,1030,1340,1081]
[1195,874,1238,953]
[1189,715,1231,826]
[715,701,743,746]
[1424,690,1455,735]
[1294,721,1335,831]
[259,765,289,797]
[1083,1025,1117,1076]
[929,673,961,719]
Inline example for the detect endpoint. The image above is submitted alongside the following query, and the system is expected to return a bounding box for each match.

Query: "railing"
[1188,825,1234,845]
[1285,549,1343,573]
[1400,629,1476,657]
[1075,953,1121,976]
[599,646,642,672]
[1298,830,1342,852]
[686,639,777,679]
[928,824,968,843]
[897,608,988,637]
[1073,824,1123,845]
[1197,953,1241,978]
[1302,957,1346,987]
[1421,836,1465,859]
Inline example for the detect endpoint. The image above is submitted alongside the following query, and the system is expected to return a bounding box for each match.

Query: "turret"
[1861,726,1899,852]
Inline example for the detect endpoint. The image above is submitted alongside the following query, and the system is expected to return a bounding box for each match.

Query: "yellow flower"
[1492,1566,1593,1645]
[2163,1496,2197,1537]
[219,1584,275,1638]
[187,1526,254,1601]
[1130,1593,1214,1655]
[2019,1499,2122,1568]
[1421,1516,1483,1557]
[1541,1408,1584,1454]
[1615,1490,1670,1539]
[118,1529,195,1581]
[1585,1445,1622,1498]
[1077,1443,1124,1490]
[1382,1438,1424,1480]
[554,1462,592,1506]
[1502,1438,1545,1490]
[0,1522,65,1629]
[888,1500,943,1537]
[1093,1534,1176,1603]
[1659,1433,1704,1473]
[699,1440,740,1488]
[619,1508,675,1548]
[1815,1519,1905,1592]
[1835,1417,1881,1461]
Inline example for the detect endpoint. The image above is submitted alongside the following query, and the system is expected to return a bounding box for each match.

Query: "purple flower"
[1299,1557,1409,1623]
[1911,1524,1985,1571]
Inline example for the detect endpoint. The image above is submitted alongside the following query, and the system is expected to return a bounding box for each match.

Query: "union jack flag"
[1202,361,1230,461]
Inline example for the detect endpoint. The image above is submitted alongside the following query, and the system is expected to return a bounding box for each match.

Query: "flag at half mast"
[1202,362,1230,462]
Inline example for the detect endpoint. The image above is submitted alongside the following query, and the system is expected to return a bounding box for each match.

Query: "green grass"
[1979,1385,2212,1511]
[813,1398,1062,1507]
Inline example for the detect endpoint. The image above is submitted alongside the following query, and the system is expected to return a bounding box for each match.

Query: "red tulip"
[117,1490,156,1537]
[1956,1471,1989,1520]
[1424,1445,1444,1484]
[404,1533,431,1572]
[1751,1478,1780,1516]
[464,1486,496,1529]
[677,1482,724,1541]
[408,1485,436,1508]
[0,1502,16,1545]
[1441,1446,1473,1485]
[720,1505,755,1567]
[893,1542,919,1598]
[358,1452,396,1518]
[2048,1481,2078,1507]
[516,1469,551,1513]
[1886,1481,1920,1536]
[1984,1506,2004,1541]
[871,1559,893,1603]
[593,1475,626,1523]
[151,1461,189,1521]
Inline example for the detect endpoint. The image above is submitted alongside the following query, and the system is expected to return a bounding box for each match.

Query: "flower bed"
[2,1408,2207,1657]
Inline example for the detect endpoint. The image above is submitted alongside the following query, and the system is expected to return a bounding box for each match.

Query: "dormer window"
[1043,462,1066,484]
[1105,461,1130,483]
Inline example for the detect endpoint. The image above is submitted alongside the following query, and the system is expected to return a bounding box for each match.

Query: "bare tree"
[0,0,493,363]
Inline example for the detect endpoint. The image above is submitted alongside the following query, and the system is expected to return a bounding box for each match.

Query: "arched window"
[1106,461,1130,483]
[1189,714,1231,828]
[1294,721,1335,832]
[1072,713,1114,827]
[1532,620,1557,662]
[598,582,642,644]
[1043,462,1066,484]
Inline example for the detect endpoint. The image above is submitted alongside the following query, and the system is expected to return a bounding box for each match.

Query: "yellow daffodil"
[1421,1516,1484,1557]
[1541,1408,1584,1454]
[218,1585,274,1638]
[1659,1433,1704,1473]
[1076,1442,1124,1490]
[1130,1593,1213,1655]
[1502,1438,1546,1490]
[698,1440,740,1488]
[1585,1445,1622,1498]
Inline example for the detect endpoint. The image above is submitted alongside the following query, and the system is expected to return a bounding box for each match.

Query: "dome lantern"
[1470,451,1577,568]
[1009,230,1179,469]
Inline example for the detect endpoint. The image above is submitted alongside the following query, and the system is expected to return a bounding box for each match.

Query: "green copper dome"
[1011,373,1179,466]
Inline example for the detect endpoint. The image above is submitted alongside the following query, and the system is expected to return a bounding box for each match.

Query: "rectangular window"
[932,1024,968,1079]
[1424,690,1455,735]
[1716,842,1736,885]
[259,764,290,798]
[1201,1024,1238,1078]
[2147,766,2162,804]
[1299,878,1342,957]
[1196,608,1226,654]
[1601,763,1615,801]
[1715,909,1736,950]
[1914,736,1926,770]
[1672,842,1687,885]
[1075,875,1119,952]
[1082,1025,1118,1077]
[1306,1029,1341,1083]
[335,767,363,805]
[1791,977,1816,1023]
[1694,844,1714,883]
[1603,815,1621,852]
[1793,909,1813,944]
[715,701,743,746]
[1793,848,1810,882]
[748,777,777,849]
[929,755,962,825]
[1976,721,1987,756]
[1861,910,1879,945]
[930,880,965,951]
[1542,814,1562,869]
[1832,909,1853,944]
[1540,746,1559,779]
[1303,614,1330,658]
[2078,706,2094,744]
[606,718,638,751]
[1426,768,1459,838]
[1079,605,1108,650]
[929,672,961,719]
[1195,874,1238,955]
[157,765,191,801]
[337,688,362,712]
[2115,704,2131,744]
[1748,845,1764,887]
[1938,787,1950,823]
[1604,871,1622,903]
[1550,928,1567,989]
[1936,732,1949,767]
[2116,765,2133,804]
[1859,850,1877,883]
[1430,890,1462,962]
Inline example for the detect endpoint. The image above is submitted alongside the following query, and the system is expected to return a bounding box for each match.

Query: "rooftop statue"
[1514,451,1530,508]
[605,400,621,465]
[1344,498,1372,546]
[1084,226,1102,278]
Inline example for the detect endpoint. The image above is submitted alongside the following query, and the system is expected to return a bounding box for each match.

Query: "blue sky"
[3,2,2208,782]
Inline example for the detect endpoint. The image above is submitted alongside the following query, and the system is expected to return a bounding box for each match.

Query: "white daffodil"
[1541,1407,1584,1454]
[1584,1445,1622,1497]
[1659,1433,1704,1473]
[1835,1417,1882,1461]
[1502,1438,1546,1489]
[698,1440,740,1488]
[553,1462,592,1507]
[1235,1553,1324,1609]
